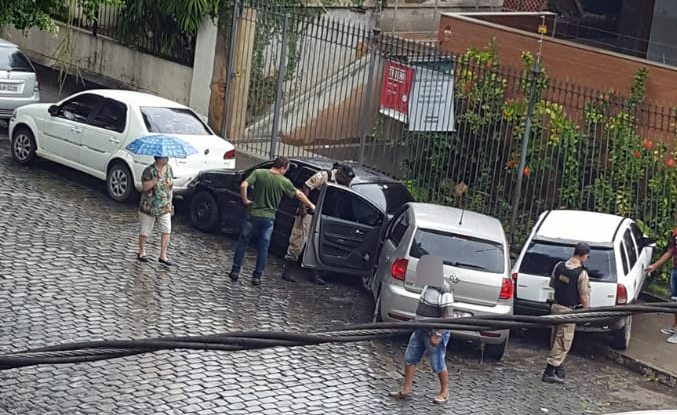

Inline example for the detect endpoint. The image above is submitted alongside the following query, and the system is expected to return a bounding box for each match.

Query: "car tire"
[190,190,220,232]
[484,337,508,361]
[611,315,632,350]
[107,162,134,202]
[11,127,37,165]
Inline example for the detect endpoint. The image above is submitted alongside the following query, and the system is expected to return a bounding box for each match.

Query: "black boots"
[542,364,564,384]
[555,365,566,379]
[280,261,296,282]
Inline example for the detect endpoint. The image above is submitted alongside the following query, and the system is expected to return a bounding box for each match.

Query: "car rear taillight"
[616,283,627,305]
[391,258,408,281]
[499,277,514,300]
[224,149,235,159]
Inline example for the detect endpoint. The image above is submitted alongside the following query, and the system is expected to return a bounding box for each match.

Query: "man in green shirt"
[229,156,315,285]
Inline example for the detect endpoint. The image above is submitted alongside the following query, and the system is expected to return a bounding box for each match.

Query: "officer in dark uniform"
[542,241,591,384]
[279,163,355,284]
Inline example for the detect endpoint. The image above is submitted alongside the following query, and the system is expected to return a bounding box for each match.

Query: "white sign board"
[407,65,455,132]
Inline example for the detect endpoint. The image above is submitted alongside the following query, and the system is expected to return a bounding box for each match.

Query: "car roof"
[289,158,402,184]
[535,210,626,244]
[408,203,506,244]
[75,89,186,108]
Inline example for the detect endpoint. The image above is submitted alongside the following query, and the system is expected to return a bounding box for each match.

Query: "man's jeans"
[231,217,275,278]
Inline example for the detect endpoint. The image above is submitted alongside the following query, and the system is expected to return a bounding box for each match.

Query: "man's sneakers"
[251,276,261,286]
[228,271,239,282]
[660,326,677,343]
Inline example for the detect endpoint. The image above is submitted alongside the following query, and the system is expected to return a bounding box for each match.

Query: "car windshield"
[518,240,616,282]
[0,48,33,72]
[140,107,211,135]
[350,183,413,215]
[410,228,505,274]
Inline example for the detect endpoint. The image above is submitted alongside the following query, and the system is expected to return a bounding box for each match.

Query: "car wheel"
[190,190,220,232]
[611,315,632,350]
[107,162,134,202]
[484,337,508,361]
[11,127,37,165]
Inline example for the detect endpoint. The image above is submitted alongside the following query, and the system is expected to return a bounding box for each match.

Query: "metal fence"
[55,3,196,66]
[223,0,677,264]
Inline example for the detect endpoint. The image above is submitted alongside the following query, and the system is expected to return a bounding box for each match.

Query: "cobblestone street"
[2,105,677,413]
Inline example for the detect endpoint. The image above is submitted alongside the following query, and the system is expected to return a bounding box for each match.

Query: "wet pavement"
[1,78,677,414]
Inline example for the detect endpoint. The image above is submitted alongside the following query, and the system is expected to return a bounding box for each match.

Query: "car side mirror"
[48,105,58,116]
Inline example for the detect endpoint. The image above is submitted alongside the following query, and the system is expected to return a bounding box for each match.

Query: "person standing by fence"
[646,227,677,344]
[229,156,315,286]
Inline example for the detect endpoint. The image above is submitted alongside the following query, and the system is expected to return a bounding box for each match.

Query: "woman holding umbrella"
[138,155,174,265]
[127,135,198,266]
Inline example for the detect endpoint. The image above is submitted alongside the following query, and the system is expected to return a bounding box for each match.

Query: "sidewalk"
[604,301,677,387]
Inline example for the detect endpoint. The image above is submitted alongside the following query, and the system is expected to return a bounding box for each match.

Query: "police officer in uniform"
[542,241,591,384]
[280,163,355,284]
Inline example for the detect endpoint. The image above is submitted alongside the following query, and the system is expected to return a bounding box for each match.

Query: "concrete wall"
[2,23,193,106]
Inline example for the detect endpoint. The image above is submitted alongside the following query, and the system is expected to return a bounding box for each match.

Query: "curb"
[602,346,677,387]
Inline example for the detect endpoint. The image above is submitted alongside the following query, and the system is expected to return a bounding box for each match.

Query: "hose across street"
[2,303,676,371]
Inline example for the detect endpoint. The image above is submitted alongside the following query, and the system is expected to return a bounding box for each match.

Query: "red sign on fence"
[379,61,415,123]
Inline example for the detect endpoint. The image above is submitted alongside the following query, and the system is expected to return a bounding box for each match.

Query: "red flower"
[485,61,493,70]
[668,160,675,168]
[507,160,515,168]
[633,151,641,158]
[464,82,472,95]
[523,167,531,177]
[642,140,652,149]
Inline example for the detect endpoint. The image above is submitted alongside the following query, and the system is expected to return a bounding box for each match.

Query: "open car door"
[302,183,387,277]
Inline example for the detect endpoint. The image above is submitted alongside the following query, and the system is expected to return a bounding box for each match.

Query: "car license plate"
[453,311,472,319]
[0,83,19,92]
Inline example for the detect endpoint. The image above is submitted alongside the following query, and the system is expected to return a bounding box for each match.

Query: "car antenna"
[454,182,468,225]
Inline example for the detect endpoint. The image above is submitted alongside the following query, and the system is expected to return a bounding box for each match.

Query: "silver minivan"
[366,203,514,360]
[0,39,39,119]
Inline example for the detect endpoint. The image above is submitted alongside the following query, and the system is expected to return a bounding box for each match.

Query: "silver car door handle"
[355,229,365,235]
[71,127,82,133]
[109,138,120,144]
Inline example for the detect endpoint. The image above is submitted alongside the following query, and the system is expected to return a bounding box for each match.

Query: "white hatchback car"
[8,89,235,201]
[368,203,514,360]
[512,210,655,349]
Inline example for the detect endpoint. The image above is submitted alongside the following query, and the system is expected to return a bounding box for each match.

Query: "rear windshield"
[140,107,211,135]
[350,183,413,215]
[0,47,33,72]
[518,240,616,282]
[410,228,505,274]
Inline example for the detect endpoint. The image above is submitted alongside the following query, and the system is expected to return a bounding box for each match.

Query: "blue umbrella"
[126,134,199,158]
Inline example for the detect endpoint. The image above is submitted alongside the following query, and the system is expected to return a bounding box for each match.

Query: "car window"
[518,240,617,282]
[619,241,629,276]
[0,47,33,72]
[387,208,409,246]
[350,183,413,215]
[623,229,638,269]
[89,99,127,133]
[410,229,505,274]
[140,107,211,135]
[58,94,102,123]
[321,186,383,227]
[629,223,645,250]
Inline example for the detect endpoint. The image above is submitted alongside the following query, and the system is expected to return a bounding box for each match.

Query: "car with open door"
[186,158,413,260]
[511,210,656,350]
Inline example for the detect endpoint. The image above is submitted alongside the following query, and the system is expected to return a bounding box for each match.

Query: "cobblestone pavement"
[2,83,677,414]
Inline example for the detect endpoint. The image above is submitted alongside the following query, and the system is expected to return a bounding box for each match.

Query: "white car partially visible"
[8,89,235,201]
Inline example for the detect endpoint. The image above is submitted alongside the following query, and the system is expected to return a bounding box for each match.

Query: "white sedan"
[8,89,235,201]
